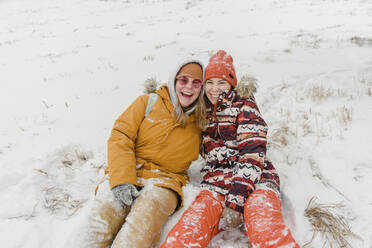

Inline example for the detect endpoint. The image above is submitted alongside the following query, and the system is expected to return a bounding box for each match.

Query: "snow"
[1,0,372,247]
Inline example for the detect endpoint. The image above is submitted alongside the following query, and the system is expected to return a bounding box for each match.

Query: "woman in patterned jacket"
[161,50,300,248]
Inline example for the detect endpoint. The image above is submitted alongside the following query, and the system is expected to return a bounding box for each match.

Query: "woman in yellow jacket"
[76,60,205,248]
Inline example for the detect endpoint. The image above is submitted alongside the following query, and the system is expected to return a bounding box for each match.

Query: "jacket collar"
[156,85,175,114]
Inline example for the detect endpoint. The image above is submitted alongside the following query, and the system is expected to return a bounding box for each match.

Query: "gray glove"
[112,184,140,206]
[218,207,244,230]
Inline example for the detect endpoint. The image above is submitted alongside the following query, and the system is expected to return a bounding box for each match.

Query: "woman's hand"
[112,184,140,206]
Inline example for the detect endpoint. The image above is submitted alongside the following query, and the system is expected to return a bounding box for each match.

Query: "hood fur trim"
[143,77,159,94]
[236,75,257,98]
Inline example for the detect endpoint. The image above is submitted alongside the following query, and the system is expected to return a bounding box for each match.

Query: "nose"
[210,84,220,92]
[184,81,194,89]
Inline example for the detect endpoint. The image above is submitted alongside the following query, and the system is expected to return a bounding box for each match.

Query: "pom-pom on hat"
[204,50,237,88]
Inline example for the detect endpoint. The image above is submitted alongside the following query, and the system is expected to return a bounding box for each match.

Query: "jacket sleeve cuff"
[256,182,280,198]
[225,197,244,213]
[225,181,255,213]
[109,174,138,189]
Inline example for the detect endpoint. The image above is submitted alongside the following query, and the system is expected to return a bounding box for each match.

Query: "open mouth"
[181,92,193,98]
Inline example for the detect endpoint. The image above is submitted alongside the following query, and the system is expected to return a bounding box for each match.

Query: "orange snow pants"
[160,190,225,248]
[161,189,299,248]
[244,189,299,248]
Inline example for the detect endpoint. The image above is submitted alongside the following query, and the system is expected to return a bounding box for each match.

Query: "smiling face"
[205,78,232,104]
[175,75,202,107]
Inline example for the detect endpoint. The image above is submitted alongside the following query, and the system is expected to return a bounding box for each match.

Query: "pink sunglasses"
[176,76,202,89]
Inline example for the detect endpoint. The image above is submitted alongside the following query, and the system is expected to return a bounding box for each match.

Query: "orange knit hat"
[204,50,237,88]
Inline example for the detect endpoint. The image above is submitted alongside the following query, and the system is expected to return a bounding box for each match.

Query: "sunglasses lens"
[177,76,202,89]
[177,76,188,85]
[192,80,202,88]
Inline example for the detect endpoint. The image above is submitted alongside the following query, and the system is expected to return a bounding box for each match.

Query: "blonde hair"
[194,94,207,130]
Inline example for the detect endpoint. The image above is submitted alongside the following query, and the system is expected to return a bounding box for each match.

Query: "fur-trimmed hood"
[143,77,159,94]
[235,75,257,99]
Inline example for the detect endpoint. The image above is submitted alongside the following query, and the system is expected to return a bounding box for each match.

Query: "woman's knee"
[147,186,178,216]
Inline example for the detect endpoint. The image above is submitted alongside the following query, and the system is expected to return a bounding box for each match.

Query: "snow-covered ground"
[1,0,372,247]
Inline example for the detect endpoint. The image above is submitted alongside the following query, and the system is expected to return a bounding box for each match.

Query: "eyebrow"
[206,79,228,83]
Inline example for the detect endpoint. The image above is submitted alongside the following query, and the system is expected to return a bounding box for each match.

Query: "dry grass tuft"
[350,36,372,47]
[271,128,289,146]
[270,125,298,147]
[61,148,90,167]
[304,197,359,248]
[302,122,312,136]
[143,55,154,61]
[335,106,353,125]
[311,85,332,101]
[290,32,322,49]
[308,85,350,102]
[34,168,48,176]
[43,186,84,217]
[75,149,89,163]
[35,145,102,218]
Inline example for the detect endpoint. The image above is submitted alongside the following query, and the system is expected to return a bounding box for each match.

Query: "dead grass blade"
[304,197,360,248]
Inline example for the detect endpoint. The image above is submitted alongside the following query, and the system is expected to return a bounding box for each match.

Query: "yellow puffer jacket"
[107,85,201,209]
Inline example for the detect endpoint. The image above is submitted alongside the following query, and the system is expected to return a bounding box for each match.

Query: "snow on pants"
[70,180,130,248]
[244,189,300,248]
[161,189,300,248]
[111,185,178,248]
[72,181,177,248]
[160,190,225,248]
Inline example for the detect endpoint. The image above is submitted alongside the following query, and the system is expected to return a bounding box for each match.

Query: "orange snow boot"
[160,190,225,248]
[244,189,300,248]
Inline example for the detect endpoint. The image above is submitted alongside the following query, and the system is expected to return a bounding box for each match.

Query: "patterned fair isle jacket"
[201,81,280,213]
